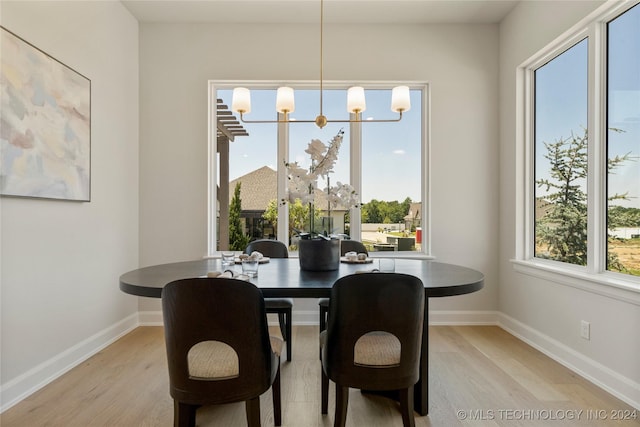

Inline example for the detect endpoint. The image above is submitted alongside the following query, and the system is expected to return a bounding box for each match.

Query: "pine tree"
[229,183,249,251]
[535,127,630,270]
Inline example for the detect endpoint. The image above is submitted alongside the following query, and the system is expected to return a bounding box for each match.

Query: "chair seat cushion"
[269,336,284,357]
[264,298,293,309]
[188,340,239,380]
[354,331,401,367]
[188,336,283,380]
[320,331,401,367]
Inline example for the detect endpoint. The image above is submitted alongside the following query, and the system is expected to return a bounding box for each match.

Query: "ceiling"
[121,0,521,24]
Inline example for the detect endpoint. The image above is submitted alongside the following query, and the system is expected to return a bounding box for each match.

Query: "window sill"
[511,259,640,306]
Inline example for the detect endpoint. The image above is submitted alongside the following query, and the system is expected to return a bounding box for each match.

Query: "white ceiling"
[121,0,521,24]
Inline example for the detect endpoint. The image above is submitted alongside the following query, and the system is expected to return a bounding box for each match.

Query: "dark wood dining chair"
[162,277,282,427]
[245,239,293,361]
[320,272,425,427]
[318,240,369,332]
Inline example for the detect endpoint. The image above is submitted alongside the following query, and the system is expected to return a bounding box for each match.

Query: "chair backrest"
[162,278,278,405]
[245,239,289,258]
[323,273,425,390]
[339,240,368,256]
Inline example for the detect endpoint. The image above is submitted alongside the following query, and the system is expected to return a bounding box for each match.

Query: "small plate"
[235,257,270,264]
[340,257,373,264]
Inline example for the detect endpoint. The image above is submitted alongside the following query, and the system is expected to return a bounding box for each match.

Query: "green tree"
[361,198,412,224]
[262,199,320,240]
[535,128,630,269]
[262,199,279,230]
[608,206,640,228]
[229,183,250,251]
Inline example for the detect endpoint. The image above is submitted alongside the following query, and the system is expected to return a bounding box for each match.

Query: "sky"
[218,87,422,204]
[535,3,639,209]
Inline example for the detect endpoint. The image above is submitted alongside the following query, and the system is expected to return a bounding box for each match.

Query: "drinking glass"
[221,251,235,266]
[241,259,259,278]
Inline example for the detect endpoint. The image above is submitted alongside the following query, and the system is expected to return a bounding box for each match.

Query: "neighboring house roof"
[229,166,277,210]
[228,165,349,212]
[404,202,421,222]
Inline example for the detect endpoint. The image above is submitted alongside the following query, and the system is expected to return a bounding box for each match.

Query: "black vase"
[298,238,340,271]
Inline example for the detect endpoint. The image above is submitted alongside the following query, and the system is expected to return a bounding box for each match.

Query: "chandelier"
[231,0,411,129]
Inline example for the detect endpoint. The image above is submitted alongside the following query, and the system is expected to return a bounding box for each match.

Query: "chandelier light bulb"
[232,87,251,114]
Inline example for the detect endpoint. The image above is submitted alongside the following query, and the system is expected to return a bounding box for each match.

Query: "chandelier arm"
[323,112,404,124]
[238,117,319,125]
[238,112,404,126]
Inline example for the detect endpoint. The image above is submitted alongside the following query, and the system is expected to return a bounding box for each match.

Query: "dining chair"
[318,240,369,332]
[320,272,425,427]
[245,239,293,361]
[162,277,282,427]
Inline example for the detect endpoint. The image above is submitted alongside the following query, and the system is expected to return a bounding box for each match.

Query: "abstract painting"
[1,26,91,201]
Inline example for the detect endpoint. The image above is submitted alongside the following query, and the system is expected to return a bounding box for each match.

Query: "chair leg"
[319,305,327,359]
[278,312,287,340]
[272,365,282,426]
[334,386,349,427]
[245,396,261,427]
[399,386,416,427]
[276,310,292,361]
[285,308,292,361]
[174,400,196,427]
[319,306,327,331]
[321,367,329,414]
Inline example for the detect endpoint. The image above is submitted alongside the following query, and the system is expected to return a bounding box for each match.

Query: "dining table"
[119,257,484,415]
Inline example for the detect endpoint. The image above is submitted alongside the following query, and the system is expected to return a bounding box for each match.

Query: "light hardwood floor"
[2,325,638,426]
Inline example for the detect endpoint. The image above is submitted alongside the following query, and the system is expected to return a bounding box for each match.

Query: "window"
[606,4,640,275]
[534,39,589,266]
[361,89,423,252]
[210,83,429,256]
[520,2,640,286]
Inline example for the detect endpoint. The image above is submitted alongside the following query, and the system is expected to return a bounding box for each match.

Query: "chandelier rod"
[319,0,324,120]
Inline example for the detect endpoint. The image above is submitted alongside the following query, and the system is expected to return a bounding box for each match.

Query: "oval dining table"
[120,257,484,416]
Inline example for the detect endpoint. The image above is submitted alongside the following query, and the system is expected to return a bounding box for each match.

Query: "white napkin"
[206,270,250,280]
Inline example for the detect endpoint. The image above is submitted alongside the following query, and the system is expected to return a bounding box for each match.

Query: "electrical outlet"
[581,320,590,340]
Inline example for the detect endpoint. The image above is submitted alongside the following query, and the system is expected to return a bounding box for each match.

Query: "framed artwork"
[1,26,91,201]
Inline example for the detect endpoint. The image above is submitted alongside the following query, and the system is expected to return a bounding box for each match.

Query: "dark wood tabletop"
[119,258,484,299]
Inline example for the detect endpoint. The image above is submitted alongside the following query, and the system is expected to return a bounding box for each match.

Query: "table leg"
[414,297,429,415]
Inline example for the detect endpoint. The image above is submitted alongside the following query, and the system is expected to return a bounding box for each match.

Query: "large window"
[211,83,428,255]
[534,39,589,266]
[606,4,640,276]
[521,2,640,284]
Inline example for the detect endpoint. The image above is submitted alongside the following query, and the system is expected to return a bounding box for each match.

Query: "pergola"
[216,98,248,250]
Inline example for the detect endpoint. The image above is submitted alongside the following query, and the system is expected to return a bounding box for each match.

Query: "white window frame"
[207,80,432,259]
[513,1,640,305]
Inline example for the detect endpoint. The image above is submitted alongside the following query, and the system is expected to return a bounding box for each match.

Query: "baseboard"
[0,313,138,413]
[428,310,499,325]
[138,310,164,326]
[497,312,640,410]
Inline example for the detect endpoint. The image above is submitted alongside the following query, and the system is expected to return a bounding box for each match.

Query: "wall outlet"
[581,320,591,340]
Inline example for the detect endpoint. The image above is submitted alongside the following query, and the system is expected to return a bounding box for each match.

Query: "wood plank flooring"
[2,325,638,426]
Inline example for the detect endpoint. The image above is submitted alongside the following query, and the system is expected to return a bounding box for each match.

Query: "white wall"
[499,0,639,408]
[0,1,139,410]
[137,22,501,317]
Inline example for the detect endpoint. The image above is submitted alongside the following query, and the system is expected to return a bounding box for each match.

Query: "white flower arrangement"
[285,130,360,235]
